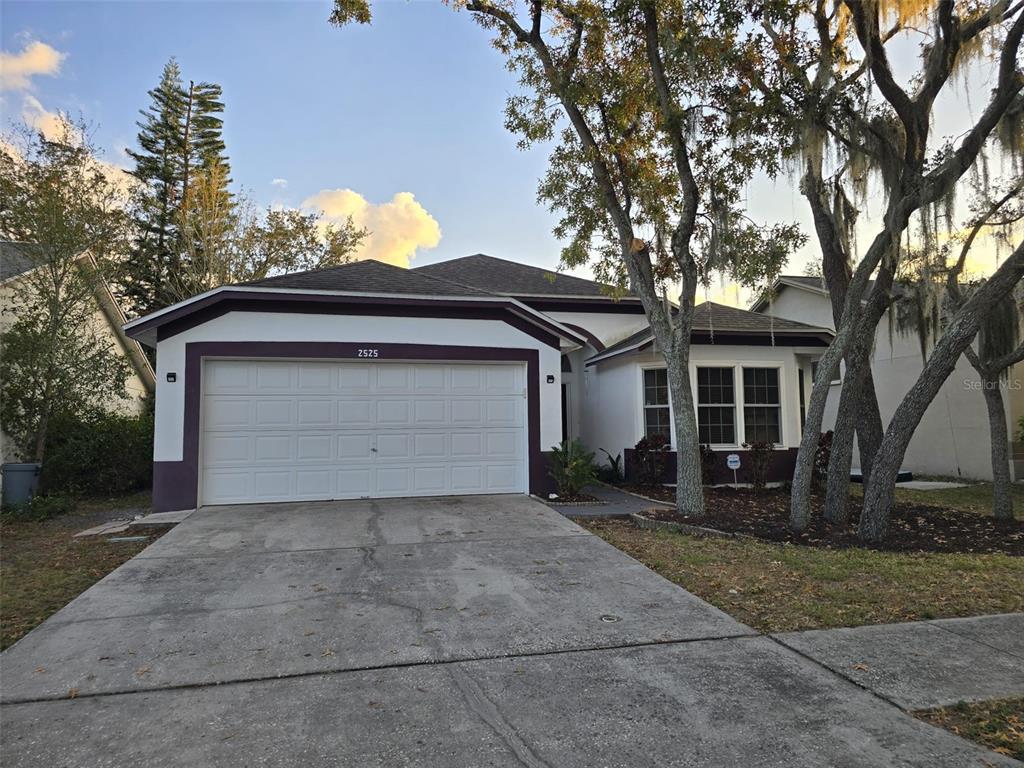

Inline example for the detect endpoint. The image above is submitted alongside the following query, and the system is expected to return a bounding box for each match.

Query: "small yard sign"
[726,453,741,484]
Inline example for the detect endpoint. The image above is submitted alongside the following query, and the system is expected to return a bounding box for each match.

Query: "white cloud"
[0,41,65,92]
[302,189,441,268]
[271,178,288,189]
[21,94,68,142]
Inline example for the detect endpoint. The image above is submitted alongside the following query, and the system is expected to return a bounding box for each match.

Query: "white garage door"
[200,359,528,505]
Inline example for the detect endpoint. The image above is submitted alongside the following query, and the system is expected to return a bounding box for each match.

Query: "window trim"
[739,365,784,447]
[694,365,739,448]
[637,363,675,448]
[637,361,789,451]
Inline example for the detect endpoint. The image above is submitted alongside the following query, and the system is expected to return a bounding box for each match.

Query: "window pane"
[697,367,734,405]
[697,406,735,444]
[644,368,668,406]
[744,406,781,444]
[743,368,779,405]
[644,406,671,439]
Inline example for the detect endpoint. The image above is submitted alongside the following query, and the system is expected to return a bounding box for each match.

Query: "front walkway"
[775,613,1024,710]
[1,495,1017,766]
[546,483,670,518]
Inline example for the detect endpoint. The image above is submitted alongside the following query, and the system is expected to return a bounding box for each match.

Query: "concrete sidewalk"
[775,613,1024,710]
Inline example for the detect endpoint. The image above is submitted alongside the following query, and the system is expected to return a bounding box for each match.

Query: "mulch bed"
[621,485,1024,555]
[547,492,602,505]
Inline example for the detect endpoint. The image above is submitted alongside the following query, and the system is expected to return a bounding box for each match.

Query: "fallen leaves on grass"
[916,698,1024,761]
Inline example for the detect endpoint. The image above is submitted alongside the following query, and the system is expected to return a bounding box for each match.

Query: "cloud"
[21,94,68,142]
[302,189,441,268]
[271,178,288,189]
[0,41,65,91]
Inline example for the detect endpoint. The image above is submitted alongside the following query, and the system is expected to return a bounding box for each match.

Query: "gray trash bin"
[1,463,42,507]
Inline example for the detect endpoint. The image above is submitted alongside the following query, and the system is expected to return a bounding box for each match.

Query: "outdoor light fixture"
[546,374,555,383]
[166,372,177,382]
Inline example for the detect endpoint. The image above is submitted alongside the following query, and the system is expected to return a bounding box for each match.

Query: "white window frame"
[693,365,740,449]
[738,365,785,448]
[637,361,789,451]
[638,364,674,447]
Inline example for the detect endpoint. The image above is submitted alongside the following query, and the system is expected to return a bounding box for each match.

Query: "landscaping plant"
[547,439,597,499]
[633,435,669,488]
[598,449,623,484]
[743,441,773,493]
[699,445,718,486]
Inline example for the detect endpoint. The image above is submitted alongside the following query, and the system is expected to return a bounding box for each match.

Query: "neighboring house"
[0,240,156,464]
[125,253,834,512]
[752,275,1024,481]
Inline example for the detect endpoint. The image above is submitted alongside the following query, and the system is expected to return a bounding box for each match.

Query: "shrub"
[699,444,718,485]
[547,439,597,498]
[1018,415,1024,443]
[596,449,623,483]
[1,493,77,522]
[742,441,773,492]
[633,434,669,486]
[39,410,153,496]
[813,431,833,492]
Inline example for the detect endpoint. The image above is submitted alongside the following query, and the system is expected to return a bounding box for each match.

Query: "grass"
[583,519,1024,632]
[870,481,1024,519]
[0,492,159,651]
[916,698,1024,761]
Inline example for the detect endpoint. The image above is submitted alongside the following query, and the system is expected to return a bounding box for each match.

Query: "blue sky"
[1,1,571,271]
[1,2,1006,303]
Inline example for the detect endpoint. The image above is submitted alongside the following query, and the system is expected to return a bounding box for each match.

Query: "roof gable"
[0,241,43,283]
[242,259,489,297]
[414,253,627,299]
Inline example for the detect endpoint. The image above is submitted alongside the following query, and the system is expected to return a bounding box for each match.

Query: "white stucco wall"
[580,343,813,461]
[761,286,1020,480]
[544,310,650,347]
[152,311,563,462]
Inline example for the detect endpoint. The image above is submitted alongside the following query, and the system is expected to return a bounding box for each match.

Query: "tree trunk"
[981,371,1014,522]
[666,345,705,518]
[860,247,1024,541]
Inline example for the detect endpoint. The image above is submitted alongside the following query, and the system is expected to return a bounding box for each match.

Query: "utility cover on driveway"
[1,496,1014,766]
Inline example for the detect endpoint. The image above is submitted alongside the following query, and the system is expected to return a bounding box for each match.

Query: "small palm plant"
[548,439,597,498]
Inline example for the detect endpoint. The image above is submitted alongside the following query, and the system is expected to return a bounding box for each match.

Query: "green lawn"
[1,492,160,650]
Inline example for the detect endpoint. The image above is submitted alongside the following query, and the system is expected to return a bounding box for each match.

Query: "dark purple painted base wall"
[623,447,799,486]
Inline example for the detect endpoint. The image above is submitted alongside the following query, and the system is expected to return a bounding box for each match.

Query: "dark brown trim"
[153,342,545,512]
[624,447,799,485]
[129,290,582,351]
[561,322,606,352]
[586,331,831,366]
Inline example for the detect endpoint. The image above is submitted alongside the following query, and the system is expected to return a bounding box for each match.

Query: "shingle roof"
[414,253,628,298]
[0,241,41,282]
[241,259,491,297]
[588,301,833,364]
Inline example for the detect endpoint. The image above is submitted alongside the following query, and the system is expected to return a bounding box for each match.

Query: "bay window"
[743,367,782,444]
[696,367,736,445]
[642,368,671,440]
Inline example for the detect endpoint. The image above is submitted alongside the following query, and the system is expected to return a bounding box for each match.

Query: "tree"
[124,60,234,316]
[330,0,804,519]
[0,120,133,461]
[757,1,1024,539]
[170,175,367,301]
[895,178,1024,521]
[124,58,187,316]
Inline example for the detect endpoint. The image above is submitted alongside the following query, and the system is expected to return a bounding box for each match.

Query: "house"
[0,241,156,464]
[124,254,833,512]
[752,275,1024,481]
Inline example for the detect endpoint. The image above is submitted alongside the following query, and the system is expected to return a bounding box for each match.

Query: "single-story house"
[752,274,1024,481]
[124,254,833,512]
[0,240,156,465]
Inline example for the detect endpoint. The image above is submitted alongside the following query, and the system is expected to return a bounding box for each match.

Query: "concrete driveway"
[0,495,1012,766]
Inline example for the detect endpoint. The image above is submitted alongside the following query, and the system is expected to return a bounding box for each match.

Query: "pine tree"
[123,58,187,316]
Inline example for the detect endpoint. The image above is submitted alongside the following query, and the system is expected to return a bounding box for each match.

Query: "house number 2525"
[357,348,379,358]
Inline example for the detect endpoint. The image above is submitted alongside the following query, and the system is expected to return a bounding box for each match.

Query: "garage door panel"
[201,360,527,506]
